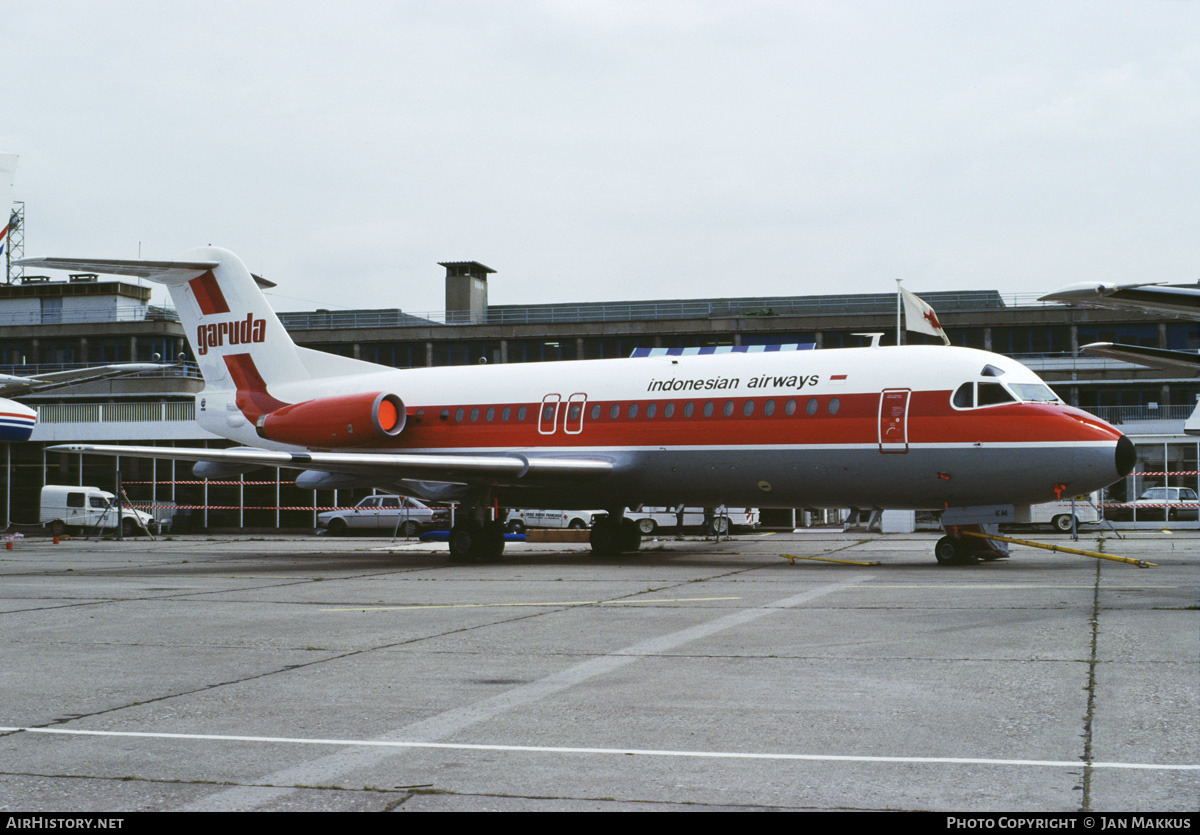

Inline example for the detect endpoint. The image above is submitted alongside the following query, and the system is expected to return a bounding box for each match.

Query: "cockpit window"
[952,383,973,408]
[981,364,1005,377]
[977,382,1016,406]
[1008,383,1060,403]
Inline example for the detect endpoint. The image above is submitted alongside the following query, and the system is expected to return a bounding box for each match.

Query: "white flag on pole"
[900,286,950,345]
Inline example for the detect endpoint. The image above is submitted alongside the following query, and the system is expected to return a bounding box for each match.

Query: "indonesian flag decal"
[900,286,950,345]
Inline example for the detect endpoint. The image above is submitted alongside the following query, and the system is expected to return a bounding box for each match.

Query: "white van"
[1012,493,1101,531]
[623,507,760,535]
[504,509,605,533]
[40,486,158,537]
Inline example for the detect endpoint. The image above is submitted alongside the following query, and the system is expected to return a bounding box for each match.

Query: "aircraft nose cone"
[1116,434,1136,478]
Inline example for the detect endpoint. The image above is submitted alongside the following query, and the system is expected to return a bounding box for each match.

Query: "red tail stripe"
[190,271,231,315]
[223,353,288,420]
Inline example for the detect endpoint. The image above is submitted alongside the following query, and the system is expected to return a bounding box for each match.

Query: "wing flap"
[46,444,613,485]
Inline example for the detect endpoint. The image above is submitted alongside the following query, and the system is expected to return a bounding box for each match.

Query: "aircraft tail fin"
[17,247,381,394]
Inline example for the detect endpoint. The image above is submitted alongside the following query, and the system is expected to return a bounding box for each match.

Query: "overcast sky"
[3,1,1199,314]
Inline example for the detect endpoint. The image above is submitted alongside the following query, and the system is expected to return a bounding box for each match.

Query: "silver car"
[318,495,449,536]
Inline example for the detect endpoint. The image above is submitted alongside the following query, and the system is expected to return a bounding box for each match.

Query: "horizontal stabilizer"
[48,444,614,486]
[1041,282,1200,319]
[15,257,276,289]
[1080,342,1200,375]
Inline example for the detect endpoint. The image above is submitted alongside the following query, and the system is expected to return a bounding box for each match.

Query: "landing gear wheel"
[637,518,656,535]
[590,517,621,557]
[934,536,961,565]
[448,523,482,562]
[480,521,506,562]
[1052,514,1074,533]
[617,518,642,553]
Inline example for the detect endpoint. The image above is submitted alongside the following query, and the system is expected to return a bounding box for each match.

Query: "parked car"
[40,485,159,537]
[504,509,604,533]
[1113,487,1200,522]
[622,507,760,535]
[318,495,449,536]
[1012,493,1101,532]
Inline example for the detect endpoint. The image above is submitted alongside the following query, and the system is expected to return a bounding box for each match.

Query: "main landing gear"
[589,512,642,557]
[448,509,506,563]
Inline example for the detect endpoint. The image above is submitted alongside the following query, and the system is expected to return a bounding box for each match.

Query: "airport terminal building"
[3,262,1198,530]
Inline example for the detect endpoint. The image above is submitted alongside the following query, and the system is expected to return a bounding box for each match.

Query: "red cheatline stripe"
[189,271,230,315]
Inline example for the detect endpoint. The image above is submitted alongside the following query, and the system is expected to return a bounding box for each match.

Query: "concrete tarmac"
[0,530,1196,812]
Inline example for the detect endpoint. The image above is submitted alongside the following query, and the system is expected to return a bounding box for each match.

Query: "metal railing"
[36,401,195,424]
[0,306,179,327]
[274,290,1067,331]
[0,361,202,380]
[1084,405,1195,424]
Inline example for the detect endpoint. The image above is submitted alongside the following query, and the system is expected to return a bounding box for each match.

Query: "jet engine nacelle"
[0,397,37,443]
[255,392,405,448]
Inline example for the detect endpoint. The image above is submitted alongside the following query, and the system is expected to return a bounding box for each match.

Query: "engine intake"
[255,392,405,448]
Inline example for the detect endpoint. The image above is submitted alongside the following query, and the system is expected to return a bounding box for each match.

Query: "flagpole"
[895,279,902,346]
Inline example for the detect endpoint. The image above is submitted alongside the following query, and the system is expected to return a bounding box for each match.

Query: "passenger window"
[723,400,735,417]
[828,398,840,415]
[785,399,797,416]
[646,403,657,419]
[591,404,601,420]
[743,400,755,417]
[628,403,639,419]
[517,406,528,421]
[455,408,465,422]
[471,407,480,422]
[684,401,695,417]
[502,406,511,421]
[806,398,818,416]
[764,399,775,416]
[610,404,620,420]
[704,401,715,417]
[664,402,675,418]
[486,406,495,422]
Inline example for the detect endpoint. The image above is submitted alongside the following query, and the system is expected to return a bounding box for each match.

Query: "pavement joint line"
[320,596,744,612]
[174,573,876,811]
[4,726,1198,772]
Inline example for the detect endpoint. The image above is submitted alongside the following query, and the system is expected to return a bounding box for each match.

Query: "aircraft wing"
[1040,282,1200,319]
[46,444,614,485]
[1079,342,1200,374]
[0,363,175,397]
